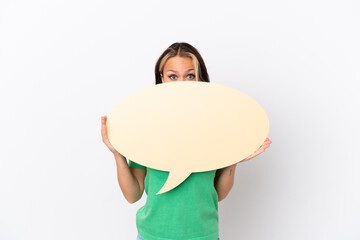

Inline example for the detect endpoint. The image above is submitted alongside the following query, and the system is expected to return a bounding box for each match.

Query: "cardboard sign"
[107,81,269,194]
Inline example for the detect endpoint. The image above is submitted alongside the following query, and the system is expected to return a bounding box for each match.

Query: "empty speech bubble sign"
[107,81,269,195]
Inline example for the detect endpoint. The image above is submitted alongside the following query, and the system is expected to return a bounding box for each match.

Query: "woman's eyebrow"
[167,69,194,73]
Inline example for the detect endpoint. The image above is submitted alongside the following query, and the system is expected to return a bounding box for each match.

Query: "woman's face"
[161,56,197,83]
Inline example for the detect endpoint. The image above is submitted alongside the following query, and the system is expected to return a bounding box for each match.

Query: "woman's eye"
[169,75,177,80]
[187,74,195,79]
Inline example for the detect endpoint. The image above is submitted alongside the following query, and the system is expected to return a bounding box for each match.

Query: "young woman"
[101,42,271,240]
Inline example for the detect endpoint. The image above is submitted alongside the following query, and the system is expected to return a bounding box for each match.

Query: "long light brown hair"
[154,42,210,84]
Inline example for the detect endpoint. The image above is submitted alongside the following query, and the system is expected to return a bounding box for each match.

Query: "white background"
[1,0,359,239]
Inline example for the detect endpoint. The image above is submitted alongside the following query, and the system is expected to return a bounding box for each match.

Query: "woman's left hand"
[239,138,272,163]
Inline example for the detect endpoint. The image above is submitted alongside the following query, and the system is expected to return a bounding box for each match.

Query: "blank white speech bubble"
[107,81,269,194]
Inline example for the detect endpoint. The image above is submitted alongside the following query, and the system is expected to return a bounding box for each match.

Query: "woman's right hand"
[101,115,119,155]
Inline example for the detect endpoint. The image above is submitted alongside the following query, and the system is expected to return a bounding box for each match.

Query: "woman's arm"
[214,138,272,201]
[101,115,146,204]
[113,152,146,204]
[214,163,237,202]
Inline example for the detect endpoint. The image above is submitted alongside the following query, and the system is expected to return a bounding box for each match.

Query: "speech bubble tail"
[156,171,192,195]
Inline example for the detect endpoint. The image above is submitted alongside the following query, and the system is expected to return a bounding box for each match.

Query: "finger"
[246,153,254,159]
[101,116,106,128]
[257,148,266,153]
[253,149,264,157]
[259,143,266,149]
[259,148,265,154]
[101,122,105,136]
[101,123,109,141]
[102,128,108,141]
[101,120,106,136]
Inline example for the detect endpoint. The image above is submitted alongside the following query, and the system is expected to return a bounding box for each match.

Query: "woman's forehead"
[164,56,194,72]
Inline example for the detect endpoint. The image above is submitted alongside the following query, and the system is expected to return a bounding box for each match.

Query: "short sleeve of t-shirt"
[128,159,146,169]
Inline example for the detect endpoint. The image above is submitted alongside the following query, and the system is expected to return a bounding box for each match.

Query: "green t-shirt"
[128,159,224,240]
